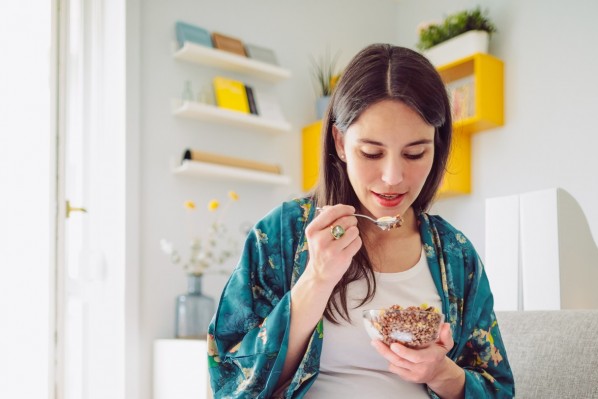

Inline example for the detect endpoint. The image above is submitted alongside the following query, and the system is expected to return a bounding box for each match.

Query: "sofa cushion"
[496,310,598,398]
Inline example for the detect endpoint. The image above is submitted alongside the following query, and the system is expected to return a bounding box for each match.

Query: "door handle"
[66,200,88,218]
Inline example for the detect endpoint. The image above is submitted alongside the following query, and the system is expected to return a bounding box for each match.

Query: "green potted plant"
[417,6,497,66]
[310,50,342,119]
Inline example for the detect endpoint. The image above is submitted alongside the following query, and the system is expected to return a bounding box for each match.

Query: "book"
[446,76,475,121]
[211,32,247,57]
[213,76,250,114]
[183,149,281,174]
[175,21,213,49]
[245,43,279,65]
[245,85,259,115]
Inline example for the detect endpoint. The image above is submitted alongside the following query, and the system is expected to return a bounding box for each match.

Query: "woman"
[208,44,514,398]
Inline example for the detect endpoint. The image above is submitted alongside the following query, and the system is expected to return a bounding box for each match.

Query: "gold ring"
[330,225,345,240]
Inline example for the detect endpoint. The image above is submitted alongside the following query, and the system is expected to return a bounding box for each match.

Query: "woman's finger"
[311,204,355,230]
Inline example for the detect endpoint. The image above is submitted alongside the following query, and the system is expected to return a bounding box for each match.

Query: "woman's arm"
[278,204,362,385]
[209,202,361,398]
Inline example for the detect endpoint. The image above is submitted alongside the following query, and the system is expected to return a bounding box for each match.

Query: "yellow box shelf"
[437,53,504,198]
[302,120,322,191]
[437,130,472,197]
[437,53,504,135]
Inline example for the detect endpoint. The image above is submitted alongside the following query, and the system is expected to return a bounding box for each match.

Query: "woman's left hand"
[370,322,457,385]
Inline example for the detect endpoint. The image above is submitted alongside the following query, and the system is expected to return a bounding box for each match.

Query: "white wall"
[137,1,399,397]
[395,0,598,259]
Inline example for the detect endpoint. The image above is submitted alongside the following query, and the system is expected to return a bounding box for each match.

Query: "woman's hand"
[303,204,362,288]
[371,323,465,398]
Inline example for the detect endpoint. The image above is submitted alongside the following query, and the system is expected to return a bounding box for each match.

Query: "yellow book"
[213,76,250,114]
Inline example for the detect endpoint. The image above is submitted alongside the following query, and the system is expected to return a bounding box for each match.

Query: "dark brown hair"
[312,44,452,323]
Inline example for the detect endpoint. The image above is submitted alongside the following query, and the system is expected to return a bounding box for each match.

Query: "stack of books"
[175,21,279,66]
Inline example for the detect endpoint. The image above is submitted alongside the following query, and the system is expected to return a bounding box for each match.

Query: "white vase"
[423,30,490,67]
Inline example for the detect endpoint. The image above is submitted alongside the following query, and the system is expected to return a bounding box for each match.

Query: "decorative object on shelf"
[183,148,281,174]
[310,49,342,119]
[211,32,247,57]
[446,75,475,121]
[175,21,213,49]
[181,80,194,102]
[196,84,214,105]
[245,43,279,66]
[417,7,497,67]
[160,193,240,338]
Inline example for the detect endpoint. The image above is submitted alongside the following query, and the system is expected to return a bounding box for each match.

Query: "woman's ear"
[332,125,346,161]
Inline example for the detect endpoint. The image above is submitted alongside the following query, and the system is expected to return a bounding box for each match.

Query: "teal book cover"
[176,21,213,48]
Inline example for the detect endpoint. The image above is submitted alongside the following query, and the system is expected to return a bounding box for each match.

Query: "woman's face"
[333,99,435,220]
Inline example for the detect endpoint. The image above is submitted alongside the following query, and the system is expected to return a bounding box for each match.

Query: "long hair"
[312,44,452,323]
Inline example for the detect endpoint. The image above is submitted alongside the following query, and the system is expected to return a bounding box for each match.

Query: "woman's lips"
[373,192,404,208]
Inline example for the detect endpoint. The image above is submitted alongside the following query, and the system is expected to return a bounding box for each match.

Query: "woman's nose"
[381,157,403,186]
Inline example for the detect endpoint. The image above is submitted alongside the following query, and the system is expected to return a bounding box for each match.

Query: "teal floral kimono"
[207,198,515,398]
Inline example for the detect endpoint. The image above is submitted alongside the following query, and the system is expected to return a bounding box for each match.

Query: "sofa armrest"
[496,310,598,398]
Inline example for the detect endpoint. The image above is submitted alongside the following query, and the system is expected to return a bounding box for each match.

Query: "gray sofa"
[496,310,598,398]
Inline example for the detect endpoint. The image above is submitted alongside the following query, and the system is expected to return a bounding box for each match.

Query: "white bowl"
[363,307,444,347]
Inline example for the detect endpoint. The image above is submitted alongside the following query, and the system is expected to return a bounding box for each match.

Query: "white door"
[55,0,130,398]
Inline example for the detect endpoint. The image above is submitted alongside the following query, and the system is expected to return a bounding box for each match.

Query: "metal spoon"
[315,207,404,231]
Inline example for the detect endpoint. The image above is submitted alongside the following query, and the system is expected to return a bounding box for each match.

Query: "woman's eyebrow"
[357,138,434,147]
[406,139,434,147]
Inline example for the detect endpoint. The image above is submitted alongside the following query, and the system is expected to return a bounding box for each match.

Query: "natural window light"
[0,1,53,398]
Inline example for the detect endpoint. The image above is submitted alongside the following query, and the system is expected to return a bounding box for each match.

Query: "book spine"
[245,85,259,115]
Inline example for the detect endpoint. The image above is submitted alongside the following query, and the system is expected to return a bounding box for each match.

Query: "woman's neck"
[360,207,422,273]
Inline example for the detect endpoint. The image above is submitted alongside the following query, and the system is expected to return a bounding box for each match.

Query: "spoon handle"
[315,207,376,223]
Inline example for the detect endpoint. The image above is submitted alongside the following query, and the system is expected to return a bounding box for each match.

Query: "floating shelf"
[437,53,504,135]
[436,53,504,198]
[173,42,292,83]
[173,160,291,186]
[172,99,291,135]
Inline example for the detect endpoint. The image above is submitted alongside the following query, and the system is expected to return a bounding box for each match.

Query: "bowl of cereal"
[363,305,444,347]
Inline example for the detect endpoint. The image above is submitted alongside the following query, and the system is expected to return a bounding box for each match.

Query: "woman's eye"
[361,151,383,159]
[404,152,425,160]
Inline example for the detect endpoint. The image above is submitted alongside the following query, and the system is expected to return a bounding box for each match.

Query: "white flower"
[160,239,174,255]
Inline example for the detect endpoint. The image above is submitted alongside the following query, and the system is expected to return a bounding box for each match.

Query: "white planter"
[423,30,489,67]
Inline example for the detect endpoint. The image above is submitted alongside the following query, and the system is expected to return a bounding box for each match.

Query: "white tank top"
[304,249,442,398]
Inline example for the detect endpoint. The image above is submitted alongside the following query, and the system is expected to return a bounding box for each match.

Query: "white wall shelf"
[172,99,291,135]
[173,42,292,83]
[173,160,291,186]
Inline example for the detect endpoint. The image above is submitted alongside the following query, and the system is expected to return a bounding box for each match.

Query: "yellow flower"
[228,191,239,201]
[184,200,196,210]
[208,199,220,212]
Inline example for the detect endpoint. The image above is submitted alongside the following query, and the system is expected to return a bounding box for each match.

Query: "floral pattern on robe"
[208,197,515,398]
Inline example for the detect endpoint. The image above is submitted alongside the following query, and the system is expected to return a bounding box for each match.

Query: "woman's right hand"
[304,204,362,288]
